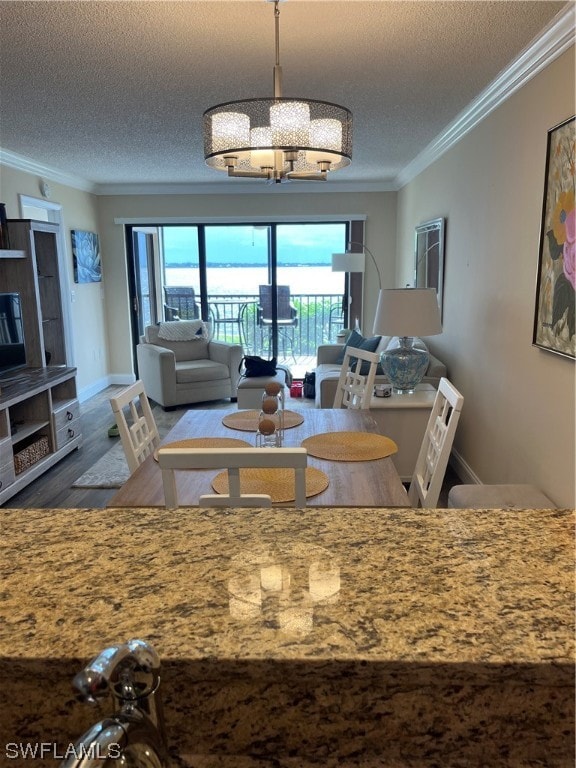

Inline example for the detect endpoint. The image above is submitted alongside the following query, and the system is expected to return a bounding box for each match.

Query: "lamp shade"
[331,252,365,273]
[372,288,442,337]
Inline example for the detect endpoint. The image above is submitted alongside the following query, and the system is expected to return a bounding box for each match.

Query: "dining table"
[107,407,410,508]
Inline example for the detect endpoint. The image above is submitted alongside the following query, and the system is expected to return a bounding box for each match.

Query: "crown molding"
[0,148,97,193]
[95,180,396,195]
[395,3,576,189]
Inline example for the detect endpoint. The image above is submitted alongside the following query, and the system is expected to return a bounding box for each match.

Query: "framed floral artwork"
[71,229,101,284]
[533,115,575,359]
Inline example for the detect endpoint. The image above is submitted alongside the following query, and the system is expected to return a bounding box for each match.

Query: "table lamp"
[372,288,442,393]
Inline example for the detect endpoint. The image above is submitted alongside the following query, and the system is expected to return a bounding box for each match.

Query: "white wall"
[396,46,575,507]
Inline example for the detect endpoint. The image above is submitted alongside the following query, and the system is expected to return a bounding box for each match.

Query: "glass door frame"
[126,226,161,374]
[125,218,358,371]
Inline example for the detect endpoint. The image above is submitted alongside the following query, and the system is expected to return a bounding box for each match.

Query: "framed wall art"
[533,115,575,359]
[414,217,445,320]
[71,229,101,284]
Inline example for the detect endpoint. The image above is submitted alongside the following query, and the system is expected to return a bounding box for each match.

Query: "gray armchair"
[137,323,243,409]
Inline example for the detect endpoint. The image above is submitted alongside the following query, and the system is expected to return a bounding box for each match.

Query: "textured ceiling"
[0,1,569,191]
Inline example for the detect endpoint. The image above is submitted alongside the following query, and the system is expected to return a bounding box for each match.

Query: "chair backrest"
[143,323,210,361]
[109,380,160,474]
[408,377,464,508]
[333,346,380,409]
[163,286,199,320]
[258,285,297,323]
[157,447,308,509]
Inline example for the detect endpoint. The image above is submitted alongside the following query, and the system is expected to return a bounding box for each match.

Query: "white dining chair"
[408,377,464,508]
[157,446,308,509]
[109,380,160,475]
[333,346,380,409]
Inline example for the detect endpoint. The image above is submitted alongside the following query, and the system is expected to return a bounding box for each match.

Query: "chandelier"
[203,0,353,184]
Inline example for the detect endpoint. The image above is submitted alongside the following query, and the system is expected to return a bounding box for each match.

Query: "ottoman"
[448,484,555,509]
[237,367,291,410]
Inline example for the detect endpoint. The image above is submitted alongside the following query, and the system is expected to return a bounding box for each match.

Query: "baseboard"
[78,374,135,403]
[449,448,482,485]
[108,373,136,386]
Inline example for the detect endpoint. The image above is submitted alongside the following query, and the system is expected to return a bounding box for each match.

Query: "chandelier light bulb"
[307,118,343,166]
[210,111,250,153]
[250,126,275,170]
[270,101,311,147]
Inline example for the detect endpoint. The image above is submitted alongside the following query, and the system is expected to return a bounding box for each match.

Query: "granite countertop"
[0,505,574,767]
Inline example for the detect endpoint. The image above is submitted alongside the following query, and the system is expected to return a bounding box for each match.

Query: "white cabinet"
[369,384,436,481]
[0,368,82,505]
[0,220,81,504]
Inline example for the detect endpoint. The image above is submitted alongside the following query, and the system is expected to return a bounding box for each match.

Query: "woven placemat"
[222,409,304,432]
[211,466,329,503]
[301,432,398,462]
[154,437,251,461]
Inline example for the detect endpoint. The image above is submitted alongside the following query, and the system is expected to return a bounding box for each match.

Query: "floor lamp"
[331,251,365,330]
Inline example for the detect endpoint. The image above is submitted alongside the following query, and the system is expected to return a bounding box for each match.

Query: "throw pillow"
[335,329,364,364]
[336,331,384,374]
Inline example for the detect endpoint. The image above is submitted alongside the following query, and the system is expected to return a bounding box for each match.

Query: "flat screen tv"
[0,292,27,375]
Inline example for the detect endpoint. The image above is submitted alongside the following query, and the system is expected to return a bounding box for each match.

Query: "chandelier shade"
[203,1,353,183]
[203,97,353,178]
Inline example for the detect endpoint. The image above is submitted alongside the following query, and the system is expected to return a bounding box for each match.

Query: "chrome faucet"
[60,639,168,767]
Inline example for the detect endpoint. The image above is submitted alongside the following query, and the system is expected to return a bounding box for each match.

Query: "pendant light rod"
[273,0,282,98]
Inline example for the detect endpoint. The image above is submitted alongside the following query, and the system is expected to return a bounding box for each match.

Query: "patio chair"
[328,301,345,341]
[164,286,199,320]
[257,285,298,359]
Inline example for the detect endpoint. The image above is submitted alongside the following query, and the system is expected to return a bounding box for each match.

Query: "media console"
[0,367,82,505]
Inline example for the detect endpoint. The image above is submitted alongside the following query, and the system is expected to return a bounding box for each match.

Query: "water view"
[165,265,343,295]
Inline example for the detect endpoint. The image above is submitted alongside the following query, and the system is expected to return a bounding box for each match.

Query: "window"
[128,220,352,367]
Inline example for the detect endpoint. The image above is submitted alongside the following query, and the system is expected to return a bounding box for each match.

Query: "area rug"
[71,408,183,489]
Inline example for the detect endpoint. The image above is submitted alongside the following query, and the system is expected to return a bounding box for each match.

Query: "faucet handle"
[73,639,161,705]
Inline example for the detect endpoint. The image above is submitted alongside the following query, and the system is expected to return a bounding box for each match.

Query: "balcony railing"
[163,290,345,358]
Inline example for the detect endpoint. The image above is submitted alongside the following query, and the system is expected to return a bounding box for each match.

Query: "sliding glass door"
[128,227,159,341]
[275,223,346,359]
[204,226,270,352]
[128,220,349,372]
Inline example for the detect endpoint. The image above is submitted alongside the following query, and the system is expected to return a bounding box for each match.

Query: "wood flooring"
[3,386,459,509]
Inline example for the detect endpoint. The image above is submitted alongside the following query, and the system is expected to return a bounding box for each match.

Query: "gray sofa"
[136,323,243,408]
[314,336,447,408]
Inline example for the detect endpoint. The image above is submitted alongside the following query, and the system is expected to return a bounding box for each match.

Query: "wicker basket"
[14,435,50,475]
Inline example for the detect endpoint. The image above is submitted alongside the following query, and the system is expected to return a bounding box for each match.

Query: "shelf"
[0,220,80,504]
[0,250,26,259]
[11,420,50,445]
